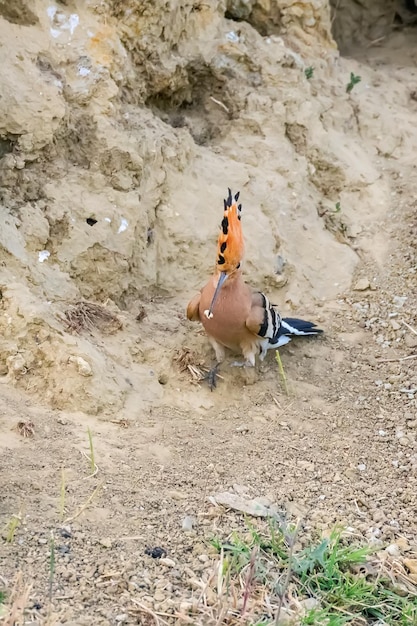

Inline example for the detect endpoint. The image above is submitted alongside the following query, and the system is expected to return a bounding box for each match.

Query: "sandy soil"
[1,2,417,624]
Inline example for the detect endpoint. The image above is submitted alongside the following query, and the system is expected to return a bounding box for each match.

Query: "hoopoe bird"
[187,189,322,387]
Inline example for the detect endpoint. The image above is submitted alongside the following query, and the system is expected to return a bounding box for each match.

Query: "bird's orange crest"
[216,188,244,274]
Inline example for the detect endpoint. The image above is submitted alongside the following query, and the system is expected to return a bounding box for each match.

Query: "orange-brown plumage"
[187,188,262,366]
[186,188,322,385]
[215,191,244,275]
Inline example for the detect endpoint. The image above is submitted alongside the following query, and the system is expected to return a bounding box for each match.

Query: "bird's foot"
[204,364,220,391]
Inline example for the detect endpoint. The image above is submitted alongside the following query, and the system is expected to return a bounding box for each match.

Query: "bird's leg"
[230,348,257,385]
[205,362,220,390]
[230,349,256,368]
[204,338,226,390]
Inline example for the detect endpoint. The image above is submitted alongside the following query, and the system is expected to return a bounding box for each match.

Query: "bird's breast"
[198,275,254,350]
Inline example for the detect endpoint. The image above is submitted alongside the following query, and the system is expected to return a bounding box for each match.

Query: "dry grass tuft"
[0,573,32,626]
[63,301,122,334]
[14,420,35,438]
[173,347,207,382]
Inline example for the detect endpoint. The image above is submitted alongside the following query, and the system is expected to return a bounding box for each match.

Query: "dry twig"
[63,301,121,334]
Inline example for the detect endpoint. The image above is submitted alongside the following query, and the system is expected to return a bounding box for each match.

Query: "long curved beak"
[204,272,228,319]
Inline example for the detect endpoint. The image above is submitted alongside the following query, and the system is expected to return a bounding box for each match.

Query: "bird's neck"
[213,268,242,286]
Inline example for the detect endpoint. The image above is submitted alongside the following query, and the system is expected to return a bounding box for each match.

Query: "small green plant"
[318,201,342,218]
[346,72,361,93]
[4,512,21,543]
[0,591,7,622]
[211,522,417,625]
[87,427,97,475]
[275,350,289,395]
[305,66,314,80]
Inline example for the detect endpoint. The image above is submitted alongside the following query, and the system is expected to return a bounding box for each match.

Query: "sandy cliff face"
[0,0,408,413]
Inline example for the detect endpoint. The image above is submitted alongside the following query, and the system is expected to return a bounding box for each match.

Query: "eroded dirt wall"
[0,0,405,412]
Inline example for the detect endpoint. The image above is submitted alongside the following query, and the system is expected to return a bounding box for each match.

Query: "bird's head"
[204,188,244,319]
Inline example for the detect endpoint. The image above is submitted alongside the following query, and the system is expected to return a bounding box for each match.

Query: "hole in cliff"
[224,1,281,36]
[86,218,98,226]
[0,0,39,25]
[225,10,244,22]
[0,135,17,158]
[330,0,417,54]
[146,64,236,146]
[405,0,417,11]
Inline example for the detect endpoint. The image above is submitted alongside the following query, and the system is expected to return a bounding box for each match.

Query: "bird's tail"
[280,318,323,337]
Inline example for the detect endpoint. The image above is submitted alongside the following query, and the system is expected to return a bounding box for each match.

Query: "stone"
[386,543,400,557]
[212,492,271,517]
[182,516,195,532]
[68,356,93,377]
[353,278,370,291]
[404,559,417,575]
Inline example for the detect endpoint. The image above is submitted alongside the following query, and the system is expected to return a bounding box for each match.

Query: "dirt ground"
[1,2,417,625]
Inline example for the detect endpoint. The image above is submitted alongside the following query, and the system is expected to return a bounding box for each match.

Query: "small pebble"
[386,543,400,557]
[154,590,166,602]
[198,554,209,563]
[353,278,370,291]
[404,558,417,574]
[398,436,410,446]
[60,526,72,539]
[372,509,386,523]
[159,557,176,568]
[182,516,195,532]
[396,537,409,551]
[299,597,320,610]
[179,600,193,613]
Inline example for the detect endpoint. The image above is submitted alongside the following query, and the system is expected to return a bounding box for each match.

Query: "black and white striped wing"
[246,291,282,340]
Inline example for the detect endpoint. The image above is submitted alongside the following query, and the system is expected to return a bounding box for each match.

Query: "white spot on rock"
[226,31,239,43]
[118,218,128,233]
[68,14,79,35]
[38,250,50,263]
[47,6,79,38]
[46,6,57,19]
